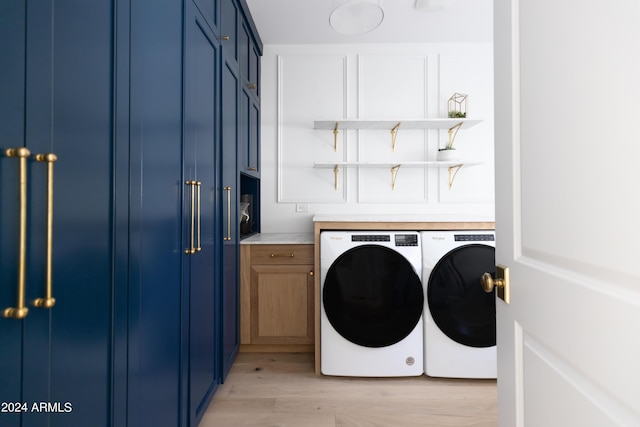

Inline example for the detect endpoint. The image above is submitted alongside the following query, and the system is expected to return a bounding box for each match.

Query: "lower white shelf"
[313,161,482,190]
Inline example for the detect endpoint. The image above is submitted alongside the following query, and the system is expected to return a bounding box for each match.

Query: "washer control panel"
[454,234,495,242]
[395,234,419,246]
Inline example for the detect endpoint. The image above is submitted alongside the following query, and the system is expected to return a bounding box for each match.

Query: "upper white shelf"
[313,118,482,130]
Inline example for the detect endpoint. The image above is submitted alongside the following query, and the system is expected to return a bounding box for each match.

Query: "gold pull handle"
[246,83,257,90]
[33,153,57,309]
[481,265,510,304]
[185,181,196,254]
[3,148,31,319]
[309,271,314,276]
[195,181,202,252]
[219,35,230,41]
[246,167,257,171]
[270,253,294,258]
[224,186,231,241]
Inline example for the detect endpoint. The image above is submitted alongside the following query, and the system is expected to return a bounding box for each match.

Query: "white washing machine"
[421,230,496,379]
[320,231,424,377]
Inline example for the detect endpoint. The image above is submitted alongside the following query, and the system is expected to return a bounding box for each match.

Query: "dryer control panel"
[351,235,390,242]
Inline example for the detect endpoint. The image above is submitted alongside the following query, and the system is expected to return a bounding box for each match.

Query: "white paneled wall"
[260,44,494,233]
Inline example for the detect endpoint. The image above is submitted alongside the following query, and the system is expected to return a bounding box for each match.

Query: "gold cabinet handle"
[246,83,257,90]
[195,181,202,252]
[270,253,294,258]
[3,148,31,319]
[185,181,196,254]
[219,35,231,41]
[309,271,314,276]
[224,186,232,241]
[33,153,57,309]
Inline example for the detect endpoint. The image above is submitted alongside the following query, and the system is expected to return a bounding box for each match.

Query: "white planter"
[436,149,460,162]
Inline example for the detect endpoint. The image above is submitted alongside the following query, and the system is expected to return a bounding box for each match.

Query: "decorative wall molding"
[263,44,495,233]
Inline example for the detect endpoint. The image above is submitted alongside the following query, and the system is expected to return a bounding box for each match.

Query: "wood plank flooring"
[201,353,497,427]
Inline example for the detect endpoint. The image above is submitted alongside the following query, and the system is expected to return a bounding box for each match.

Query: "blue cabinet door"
[239,85,260,177]
[221,54,240,381]
[127,0,184,426]
[183,3,222,424]
[193,0,220,35]
[1,2,124,426]
[220,0,239,64]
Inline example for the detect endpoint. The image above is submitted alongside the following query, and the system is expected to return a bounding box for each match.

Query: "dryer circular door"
[427,244,496,348]
[323,245,423,348]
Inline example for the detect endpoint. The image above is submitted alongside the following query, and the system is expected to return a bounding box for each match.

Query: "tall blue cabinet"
[0,2,128,426]
[0,0,261,426]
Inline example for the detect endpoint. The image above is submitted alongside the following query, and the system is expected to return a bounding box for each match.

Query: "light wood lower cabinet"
[240,244,314,352]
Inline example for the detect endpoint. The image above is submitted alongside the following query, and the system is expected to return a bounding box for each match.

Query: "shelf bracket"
[333,122,339,152]
[390,164,401,190]
[447,164,463,189]
[446,122,464,149]
[390,122,401,151]
[333,165,339,191]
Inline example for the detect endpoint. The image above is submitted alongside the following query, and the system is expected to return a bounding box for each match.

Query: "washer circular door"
[323,245,423,348]
[427,244,496,348]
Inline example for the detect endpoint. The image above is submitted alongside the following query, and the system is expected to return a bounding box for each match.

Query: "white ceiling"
[245,0,493,45]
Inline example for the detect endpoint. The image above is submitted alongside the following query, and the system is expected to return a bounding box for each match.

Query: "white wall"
[259,43,494,234]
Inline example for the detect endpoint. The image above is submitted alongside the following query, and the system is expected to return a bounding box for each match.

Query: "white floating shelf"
[314,161,482,190]
[313,118,482,130]
[314,161,481,168]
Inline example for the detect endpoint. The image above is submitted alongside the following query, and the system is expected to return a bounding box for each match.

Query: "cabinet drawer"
[250,244,313,265]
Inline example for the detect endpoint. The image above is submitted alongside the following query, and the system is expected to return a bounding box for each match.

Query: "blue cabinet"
[221,53,241,381]
[220,0,239,64]
[128,0,185,425]
[1,2,126,425]
[1,0,260,425]
[184,2,223,424]
[193,0,221,34]
[240,86,261,177]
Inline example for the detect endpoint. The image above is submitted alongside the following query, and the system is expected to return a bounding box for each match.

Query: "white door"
[493,0,640,425]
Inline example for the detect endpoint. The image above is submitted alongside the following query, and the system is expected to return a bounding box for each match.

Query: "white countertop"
[240,233,314,245]
[312,214,494,223]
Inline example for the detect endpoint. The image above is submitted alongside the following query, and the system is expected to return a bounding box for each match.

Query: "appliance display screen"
[395,234,418,246]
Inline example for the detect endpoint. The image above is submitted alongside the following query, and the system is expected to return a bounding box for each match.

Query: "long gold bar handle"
[185,181,196,254]
[224,186,231,241]
[33,153,57,309]
[3,148,31,319]
[195,181,202,252]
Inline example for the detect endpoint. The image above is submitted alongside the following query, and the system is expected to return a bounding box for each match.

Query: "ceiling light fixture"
[329,0,384,36]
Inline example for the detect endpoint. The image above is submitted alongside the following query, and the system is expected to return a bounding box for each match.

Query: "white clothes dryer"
[421,230,496,379]
[320,231,424,377]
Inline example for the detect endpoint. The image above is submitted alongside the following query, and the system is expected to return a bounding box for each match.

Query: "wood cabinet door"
[250,265,314,345]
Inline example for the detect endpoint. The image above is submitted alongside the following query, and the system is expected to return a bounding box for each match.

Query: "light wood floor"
[201,353,497,427]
